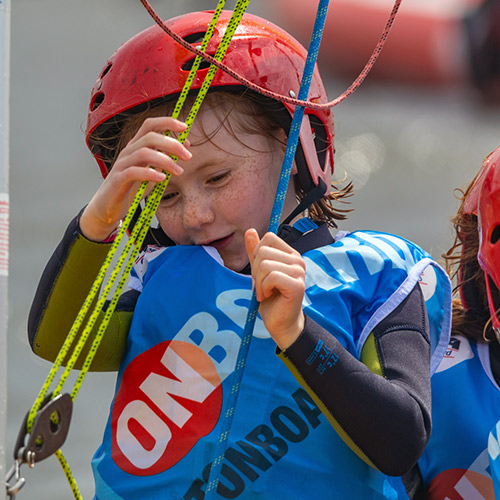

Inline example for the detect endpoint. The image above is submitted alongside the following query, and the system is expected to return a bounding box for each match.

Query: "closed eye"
[160,191,179,206]
[208,171,231,185]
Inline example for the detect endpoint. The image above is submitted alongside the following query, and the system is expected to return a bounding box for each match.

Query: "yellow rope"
[55,450,83,500]
[27,0,228,429]
[22,3,254,498]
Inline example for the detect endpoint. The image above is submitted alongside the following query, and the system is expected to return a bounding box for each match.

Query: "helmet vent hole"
[183,32,207,44]
[91,92,105,111]
[100,63,112,79]
[182,57,211,72]
[491,226,500,244]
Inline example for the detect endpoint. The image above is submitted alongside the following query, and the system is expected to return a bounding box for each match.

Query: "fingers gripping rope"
[65,0,253,407]
[26,0,231,428]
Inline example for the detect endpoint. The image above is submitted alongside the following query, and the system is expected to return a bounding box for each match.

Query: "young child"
[412,146,500,499]
[27,10,451,500]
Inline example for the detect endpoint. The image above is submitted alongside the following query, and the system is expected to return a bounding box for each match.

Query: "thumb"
[244,228,260,267]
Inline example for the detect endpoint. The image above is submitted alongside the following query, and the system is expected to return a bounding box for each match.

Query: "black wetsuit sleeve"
[28,210,137,371]
[279,283,431,476]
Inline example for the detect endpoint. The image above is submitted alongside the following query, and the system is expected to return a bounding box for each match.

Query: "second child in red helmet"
[410,146,500,499]
[28,10,451,500]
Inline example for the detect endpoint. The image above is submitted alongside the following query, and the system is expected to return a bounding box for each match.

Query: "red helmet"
[476,146,500,337]
[85,10,334,194]
[462,146,500,338]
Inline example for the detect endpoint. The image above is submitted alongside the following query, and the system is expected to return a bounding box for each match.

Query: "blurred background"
[5,0,500,498]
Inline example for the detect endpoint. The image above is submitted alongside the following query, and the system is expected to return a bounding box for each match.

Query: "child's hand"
[245,228,305,350]
[80,117,192,241]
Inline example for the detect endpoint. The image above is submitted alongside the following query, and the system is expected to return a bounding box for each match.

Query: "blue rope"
[204,1,331,496]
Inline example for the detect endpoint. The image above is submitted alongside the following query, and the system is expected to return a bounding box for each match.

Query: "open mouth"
[203,234,233,250]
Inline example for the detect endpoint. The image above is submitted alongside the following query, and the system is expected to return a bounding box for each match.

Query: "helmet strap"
[485,271,500,343]
[281,178,327,227]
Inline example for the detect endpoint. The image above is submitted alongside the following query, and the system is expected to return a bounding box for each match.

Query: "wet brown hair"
[97,90,353,227]
[442,172,493,342]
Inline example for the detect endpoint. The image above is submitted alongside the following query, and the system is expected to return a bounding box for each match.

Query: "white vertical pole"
[0,0,11,487]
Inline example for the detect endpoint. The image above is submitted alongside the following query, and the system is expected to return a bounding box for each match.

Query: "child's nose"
[182,196,215,229]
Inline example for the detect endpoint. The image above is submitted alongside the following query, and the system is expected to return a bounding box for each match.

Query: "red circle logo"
[111,340,222,475]
[426,469,494,500]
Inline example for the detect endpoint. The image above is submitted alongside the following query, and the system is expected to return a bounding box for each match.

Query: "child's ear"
[291,162,298,175]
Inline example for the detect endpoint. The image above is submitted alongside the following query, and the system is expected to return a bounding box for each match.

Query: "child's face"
[156,108,297,271]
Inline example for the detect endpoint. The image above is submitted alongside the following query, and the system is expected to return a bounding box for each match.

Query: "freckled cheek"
[223,173,275,224]
[155,206,183,242]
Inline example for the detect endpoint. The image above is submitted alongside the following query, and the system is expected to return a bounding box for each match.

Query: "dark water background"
[6,1,500,498]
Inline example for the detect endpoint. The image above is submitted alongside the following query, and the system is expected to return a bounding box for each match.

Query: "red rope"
[139,0,402,109]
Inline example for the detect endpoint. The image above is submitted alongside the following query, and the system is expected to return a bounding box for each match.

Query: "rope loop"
[140,0,403,109]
